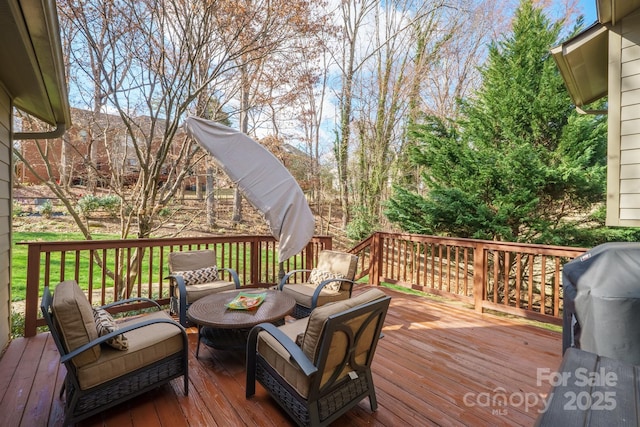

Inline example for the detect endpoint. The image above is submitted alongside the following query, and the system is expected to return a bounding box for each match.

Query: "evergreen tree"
[385,0,625,246]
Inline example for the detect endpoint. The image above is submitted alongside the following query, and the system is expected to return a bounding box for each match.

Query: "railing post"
[369,233,381,286]
[323,236,332,251]
[473,242,485,313]
[305,241,315,272]
[24,243,42,337]
[250,238,260,285]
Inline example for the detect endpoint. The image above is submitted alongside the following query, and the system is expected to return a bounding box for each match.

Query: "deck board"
[0,286,563,426]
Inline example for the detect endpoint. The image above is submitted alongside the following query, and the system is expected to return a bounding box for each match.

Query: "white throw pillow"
[308,268,345,292]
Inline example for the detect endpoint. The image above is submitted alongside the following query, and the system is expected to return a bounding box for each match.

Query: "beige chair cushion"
[168,249,216,272]
[257,288,387,398]
[316,250,358,291]
[52,280,100,368]
[169,249,235,303]
[281,250,358,309]
[314,292,386,389]
[257,317,311,397]
[182,281,237,303]
[169,249,236,304]
[280,283,346,309]
[76,310,184,390]
[301,288,386,362]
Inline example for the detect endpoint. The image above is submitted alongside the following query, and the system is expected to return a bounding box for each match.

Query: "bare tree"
[332,0,378,227]
[16,0,298,297]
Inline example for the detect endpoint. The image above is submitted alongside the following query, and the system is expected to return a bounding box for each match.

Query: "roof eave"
[597,0,640,25]
[551,23,609,107]
[1,0,71,130]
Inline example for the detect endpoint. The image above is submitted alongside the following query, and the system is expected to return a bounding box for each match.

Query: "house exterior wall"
[607,8,640,226]
[0,84,12,351]
[17,108,183,188]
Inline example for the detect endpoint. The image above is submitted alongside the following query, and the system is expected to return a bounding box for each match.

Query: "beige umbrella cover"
[184,116,315,262]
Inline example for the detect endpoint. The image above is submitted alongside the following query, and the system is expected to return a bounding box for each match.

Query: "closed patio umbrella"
[184,116,315,263]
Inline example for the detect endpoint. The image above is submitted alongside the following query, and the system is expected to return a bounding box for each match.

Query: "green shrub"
[38,200,53,218]
[77,194,121,217]
[100,195,121,217]
[346,206,378,241]
[11,310,24,338]
[77,194,101,214]
[158,207,172,217]
[12,201,23,217]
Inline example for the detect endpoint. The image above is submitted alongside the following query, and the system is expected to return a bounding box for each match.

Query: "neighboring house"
[552,0,640,226]
[0,0,71,351]
[18,108,313,194]
[17,108,179,187]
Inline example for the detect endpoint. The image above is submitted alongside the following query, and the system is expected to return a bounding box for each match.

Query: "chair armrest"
[60,317,186,364]
[278,269,312,290]
[166,273,186,287]
[310,278,357,308]
[219,267,240,288]
[100,297,162,311]
[247,323,317,376]
[166,273,188,299]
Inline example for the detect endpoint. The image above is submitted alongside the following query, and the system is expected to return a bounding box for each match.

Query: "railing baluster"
[554,257,561,317]
[21,232,583,336]
[346,232,586,326]
[540,256,547,315]
[515,253,522,308]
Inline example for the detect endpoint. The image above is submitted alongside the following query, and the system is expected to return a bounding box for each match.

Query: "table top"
[535,347,640,426]
[186,289,296,329]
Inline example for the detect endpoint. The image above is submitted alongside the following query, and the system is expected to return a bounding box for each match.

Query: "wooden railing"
[20,235,332,337]
[350,232,587,325]
[20,231,588,337]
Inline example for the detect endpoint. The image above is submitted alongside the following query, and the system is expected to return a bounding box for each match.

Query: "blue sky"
[578,0,597,23]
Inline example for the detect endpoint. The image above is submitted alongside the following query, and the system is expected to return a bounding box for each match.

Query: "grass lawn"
[12,231,119,302]
[11,231,299,302]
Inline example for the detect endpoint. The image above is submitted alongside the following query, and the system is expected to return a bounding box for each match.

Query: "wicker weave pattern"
[318,375,369,420]
[256,360,312,426]
[69,353,185,417]
[292,304,312,319]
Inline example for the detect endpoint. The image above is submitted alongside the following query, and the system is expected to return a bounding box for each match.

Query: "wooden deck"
[0,286,563,426]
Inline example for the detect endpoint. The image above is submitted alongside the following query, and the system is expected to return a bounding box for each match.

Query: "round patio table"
[187,288,296,356]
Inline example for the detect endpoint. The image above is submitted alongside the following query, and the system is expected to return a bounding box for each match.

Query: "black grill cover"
[563,242,640,364]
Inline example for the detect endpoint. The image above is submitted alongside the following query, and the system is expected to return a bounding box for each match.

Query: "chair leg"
[196,325,202,358]
[369,392,378,412]
[184,366,189,396]
[367,372,378,411]
[246,329,258,398]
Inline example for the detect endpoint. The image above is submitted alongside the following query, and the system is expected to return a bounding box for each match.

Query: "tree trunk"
[196,174,203,200]
[233,64,251,223]
[206,167,216,228]
[232,188,242,223]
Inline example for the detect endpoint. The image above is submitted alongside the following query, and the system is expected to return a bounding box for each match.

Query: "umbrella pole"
[278,262,285,285]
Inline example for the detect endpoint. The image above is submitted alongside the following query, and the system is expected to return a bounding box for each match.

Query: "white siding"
[607,9,640,226]
[0,84,10,351]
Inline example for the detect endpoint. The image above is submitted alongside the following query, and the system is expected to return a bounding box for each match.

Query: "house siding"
[608,9,640,225]
[0,84,11,352]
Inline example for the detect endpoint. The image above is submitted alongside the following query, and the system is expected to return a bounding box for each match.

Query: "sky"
[578,0,597,23]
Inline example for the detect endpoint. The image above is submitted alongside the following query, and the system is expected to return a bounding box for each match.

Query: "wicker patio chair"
[41,280,189,426]
[278,250,358,318]
[167,249,240,326]
[246,288,390,427]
